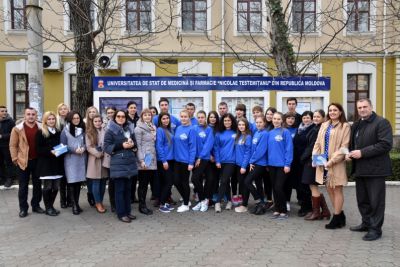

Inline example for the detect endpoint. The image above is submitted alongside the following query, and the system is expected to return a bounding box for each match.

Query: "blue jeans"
[91,179,107,203]
[114,177,132,218]
[86,178,93,194]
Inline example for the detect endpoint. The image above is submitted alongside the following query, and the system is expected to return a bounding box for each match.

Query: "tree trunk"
[68,0,95,115]
[268,0,296,76]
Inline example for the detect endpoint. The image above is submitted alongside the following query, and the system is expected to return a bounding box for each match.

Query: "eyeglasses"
[116,115,126,119]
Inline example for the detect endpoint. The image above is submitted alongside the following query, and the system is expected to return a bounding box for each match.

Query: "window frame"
[347,0,370,32]
[181,0,208,32]
[347,74,370,121]
[12,73,29,120]
[125,0,152,33]
[291,0,317,33]
[236,0,263,33]
[10,0,27,30]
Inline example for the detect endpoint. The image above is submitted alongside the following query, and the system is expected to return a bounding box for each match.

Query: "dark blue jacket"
[156,127,174,163]
[214,130,236,164]
[235,134,252,168]
[104,121,138,178]
[194,125,214,160]
[249,129,269,166]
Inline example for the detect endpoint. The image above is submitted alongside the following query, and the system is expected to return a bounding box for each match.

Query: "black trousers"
[263,170,273,201]
[269,166,288,213]
[208,163,219,197]
[236,166,249,206]
[42,179,60,209]
[0,146,13,181]
[18,159,42,211]
[157,160,174,205]
[355,177,386,233]
[217,163,235,203]
[192,160,215,201]
[138,170,156,207]
[174,162,191,205]
[130,175,138,202]
[244,165,265,203]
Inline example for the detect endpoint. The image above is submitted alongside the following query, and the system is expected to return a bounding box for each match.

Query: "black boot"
[70,186,80,215]
[339,211,346,227]
[138,180,153,215]
[75,184,83,213]
[59,185,67,208]
[87,192,95,207]
[325,211,346,229]
[43,189,57,216]
[50,190,60,215]
[66,184,73,207]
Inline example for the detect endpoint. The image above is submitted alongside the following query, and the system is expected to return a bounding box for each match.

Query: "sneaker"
[159,205,171,213]
[193,193,199,202]
[215,203,221,213]
[235,205,248,213]
[225,201,232,210]
[200,199,209,212]
[177,204,190,213]
[278,213,289,220]
[286,202,291,212]
[165,203,174,211]
[192,202,202,211]
[265,201,274,210]
[270,212,280,219]
[254,202,267,215]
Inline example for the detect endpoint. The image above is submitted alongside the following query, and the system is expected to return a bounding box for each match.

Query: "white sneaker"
[177,204,190,213]
[192,202,202,211]
[286,202,291,212]
[225,201,232,210]
[235,205,248,213]
[200,199,209,212]
[215,203,221,213]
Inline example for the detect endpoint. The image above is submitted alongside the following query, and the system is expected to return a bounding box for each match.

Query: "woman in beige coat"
[313,103,350,230]
[134,108,157,215]
[86,114,108,213]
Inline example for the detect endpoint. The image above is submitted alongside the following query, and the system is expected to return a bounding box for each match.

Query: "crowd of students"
[8,97,353,227]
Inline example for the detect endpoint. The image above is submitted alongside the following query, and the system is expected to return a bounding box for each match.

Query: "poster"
[99,97,143,120]
[168,97,205,118]
[221,97,265,123]
[281,97,323,114]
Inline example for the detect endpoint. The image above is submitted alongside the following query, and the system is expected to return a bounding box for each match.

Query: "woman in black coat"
[301,109,331,221]
[36,111,64,216]
[104,110,138,223]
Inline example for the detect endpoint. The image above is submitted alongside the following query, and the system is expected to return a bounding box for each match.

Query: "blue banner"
[93,76,330,91]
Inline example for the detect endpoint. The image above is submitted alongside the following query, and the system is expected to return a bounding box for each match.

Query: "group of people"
[1,96,393,241]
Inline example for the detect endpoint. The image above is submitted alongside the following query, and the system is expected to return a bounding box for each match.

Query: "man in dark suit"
[347,98,393,241]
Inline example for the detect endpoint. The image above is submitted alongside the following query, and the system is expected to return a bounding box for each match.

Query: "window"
[13,74,28,120]
[347,74,369,121]
[10,0,26,30]
[237,0,262,32]
[126,0,151,32]
[182,0,207,31]
[292,0,316,33]
[70,74,77,111]
[347,0,370,32]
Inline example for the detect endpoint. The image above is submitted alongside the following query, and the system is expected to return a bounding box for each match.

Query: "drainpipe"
[382,0,387,116]
[221,0,225,77]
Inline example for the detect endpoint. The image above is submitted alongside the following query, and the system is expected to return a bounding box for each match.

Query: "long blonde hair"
[56,103,70,129]
[42,111,59,138]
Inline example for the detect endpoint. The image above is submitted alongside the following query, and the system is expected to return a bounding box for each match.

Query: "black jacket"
[35,130,64,177]
[0,116,15,147]
[350,112,393,178]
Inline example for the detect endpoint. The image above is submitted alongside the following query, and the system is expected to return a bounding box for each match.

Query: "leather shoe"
[363,231,382,241]
[119,216,131,223]
[45,208,58,216]
[32,206,45,214]
[350,224,369,232]
[139,206,153,215]
[19,210,28,218]
[127,214,136,220]
[60,202,67,209]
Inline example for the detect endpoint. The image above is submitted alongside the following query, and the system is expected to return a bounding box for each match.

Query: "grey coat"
[134,120,157,170]
[60,124,87,183]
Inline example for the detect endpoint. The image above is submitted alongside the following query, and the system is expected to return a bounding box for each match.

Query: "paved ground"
[0,185,399,267]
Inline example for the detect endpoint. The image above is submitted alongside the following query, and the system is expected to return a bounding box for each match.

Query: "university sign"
[93,76,330,91]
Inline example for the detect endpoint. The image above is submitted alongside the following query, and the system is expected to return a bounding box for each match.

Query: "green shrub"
[347,151,400,181]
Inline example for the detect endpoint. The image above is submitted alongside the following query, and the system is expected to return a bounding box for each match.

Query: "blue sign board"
[93,76,330,91]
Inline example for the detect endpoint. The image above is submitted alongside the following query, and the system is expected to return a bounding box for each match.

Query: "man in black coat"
[347,98,393,241]
[0,106,15,188]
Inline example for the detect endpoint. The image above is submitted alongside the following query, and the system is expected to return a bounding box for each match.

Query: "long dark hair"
[327,103,347,123]
[113,110,129,128]
[235,117,251,143]
[219,113,237,132]
[66,111,85,137]
[265,107,277,130]
[158,112,172,144]
[207,111,219,134]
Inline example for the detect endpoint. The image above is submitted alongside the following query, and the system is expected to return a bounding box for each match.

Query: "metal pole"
[26,0,44,119]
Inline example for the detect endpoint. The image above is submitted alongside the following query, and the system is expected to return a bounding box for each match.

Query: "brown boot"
[320,193,331,220]
[305,196,321,220]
